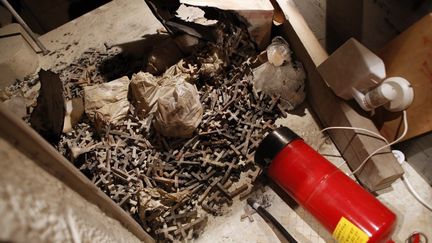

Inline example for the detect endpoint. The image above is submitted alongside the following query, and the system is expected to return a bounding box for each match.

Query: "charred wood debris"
[18,15,290,242]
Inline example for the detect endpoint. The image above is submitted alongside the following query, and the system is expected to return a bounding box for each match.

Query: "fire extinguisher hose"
[247,198,298,243]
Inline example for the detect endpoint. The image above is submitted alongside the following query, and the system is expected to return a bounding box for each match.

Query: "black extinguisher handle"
[247,198,298,243]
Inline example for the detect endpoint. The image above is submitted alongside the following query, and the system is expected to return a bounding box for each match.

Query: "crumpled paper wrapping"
[130,63,191,117]
[130,62,203,138]
[137,188,190,226]
[129,72,160,116]
[84,76,130,128]
[154,81,203,138]
[138,189,169,225]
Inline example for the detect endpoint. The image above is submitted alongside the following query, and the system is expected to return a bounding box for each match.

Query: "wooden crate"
[0,1,405,241]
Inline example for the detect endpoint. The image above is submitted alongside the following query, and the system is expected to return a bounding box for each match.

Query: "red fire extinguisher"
[255,127,396,243]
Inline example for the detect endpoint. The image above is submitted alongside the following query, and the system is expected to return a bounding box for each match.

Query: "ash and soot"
[7,6,300,242]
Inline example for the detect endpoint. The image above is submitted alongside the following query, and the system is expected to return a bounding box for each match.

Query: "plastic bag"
[253,36,306,110]
[130,62,191,117]
[266,36,292,66]
[154,81,203,138]
[130,61,203,138]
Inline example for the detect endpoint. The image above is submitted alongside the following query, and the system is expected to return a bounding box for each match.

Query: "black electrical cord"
[247,198,298,243]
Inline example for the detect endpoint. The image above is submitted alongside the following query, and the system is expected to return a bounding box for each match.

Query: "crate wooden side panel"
[275,0,403,191]
[0,104,154,243]
[374,14,432,142]
[0,137,143,242]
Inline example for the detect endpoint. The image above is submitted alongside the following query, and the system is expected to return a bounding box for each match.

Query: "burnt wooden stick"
[201,200,219,215]
[249,137,260,149]
[247,168,261,182]
[182,152,201,159]
[173,216,208,236]
[143,176,154,188]
[269,96,280,111]
[190,184,203,194]
[174,175,179,188]
[118,193,131,207]
[201,170,216,181]
[206,160,225,168]
[229,183,249,198]
[105,147,111,171]
[207,176,233,203]
[110,187,125,201]
[176,222,188,239]
[94,172,108,187]
[160,136,171,151]
[173,160,201,166]
[170,196,191,212]
[153,176,176,186]
[185,179,199,188]
[131,146,137,159]
[229,144,241,156]
[177,173,192,179]
[202,154,210,167]
[191,172,202,181]
[214,150,225,161]
[184,180,200,190]
[221,133,236,141]
[277,103,288,118]
[167,169,177,178]
[198,177,221,204]
[261,119,273,129]
[101,173,111,185]
[239,184,254,200]
[198,129,225,136]
[223,179,233,189]
[205,166,213,174]
[192,140,200,149]
[109,130,149,143]
[216,183,232,199]
[165,210,198,222]
[112,167,139,183]
[235,143,245,154]
[111,171,129,183]
[155,225,177,240]
[221,160,237,184]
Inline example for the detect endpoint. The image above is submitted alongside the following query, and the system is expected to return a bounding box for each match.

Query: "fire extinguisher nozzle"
[254,127,300,168]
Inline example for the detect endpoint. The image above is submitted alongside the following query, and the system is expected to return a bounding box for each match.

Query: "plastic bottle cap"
[254,127,300,167]
[392,150,405,165]
[383,77,414,112]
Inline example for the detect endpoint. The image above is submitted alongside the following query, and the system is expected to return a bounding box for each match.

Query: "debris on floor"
[175,0,274,49]
[1,2,306,242]
[29,69,65,144]
[63,97,84,133]
[175,4,218,26]
[241,193,272,223]
[58,18,290,240]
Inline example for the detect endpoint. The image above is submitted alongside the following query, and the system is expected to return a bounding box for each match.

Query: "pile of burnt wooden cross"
[52,18,289,242]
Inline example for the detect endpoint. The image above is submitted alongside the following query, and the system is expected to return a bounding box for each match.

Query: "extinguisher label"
[332,217,370,243]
